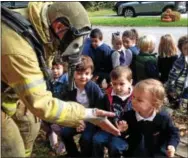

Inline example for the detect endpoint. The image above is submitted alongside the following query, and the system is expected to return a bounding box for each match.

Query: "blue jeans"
[93,130,128,157]
[61,122,97,157]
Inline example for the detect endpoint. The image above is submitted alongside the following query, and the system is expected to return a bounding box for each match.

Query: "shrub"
[81,2,114,11]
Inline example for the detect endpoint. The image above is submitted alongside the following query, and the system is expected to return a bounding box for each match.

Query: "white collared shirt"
[136,110,156,122]
[75,85,89,108]
[98,41,103,47]
[111,87,133,101]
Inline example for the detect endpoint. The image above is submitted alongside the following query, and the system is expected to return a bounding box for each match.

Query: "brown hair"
[134,79,167,110]
[75,55,94,73]
[52,56,68,73]
[158,34,177,57]
[111,32,122,50]
[90,28,103,41]
[122,29,139,43]
[110,66,132,82]
[178,35,188,52]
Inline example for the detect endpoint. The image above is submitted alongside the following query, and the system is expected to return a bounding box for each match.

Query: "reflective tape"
[2,102,17,116]
[51,99,64,122]
[12,78,46,95]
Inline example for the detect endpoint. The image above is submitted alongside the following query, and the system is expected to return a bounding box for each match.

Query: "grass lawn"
[88,9,188,27]
[88,9,115,17]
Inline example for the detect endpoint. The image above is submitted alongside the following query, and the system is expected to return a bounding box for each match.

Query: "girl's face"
[113,39,123,51]
[122,37,135,49]
[132,89,155,118]
[182,43,188,56]
[74,68,92,89]
[52,64,64,79]
[111,76,132,96]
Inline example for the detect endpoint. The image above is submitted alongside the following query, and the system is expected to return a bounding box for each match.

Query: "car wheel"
[123,8,135,17]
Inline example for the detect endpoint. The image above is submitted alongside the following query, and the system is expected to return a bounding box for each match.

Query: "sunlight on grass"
[90,17,187,27]
[88,9,187,27]
[88,9,115,17]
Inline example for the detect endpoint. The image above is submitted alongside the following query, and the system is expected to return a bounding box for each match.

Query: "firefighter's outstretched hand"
[91,109,121,136]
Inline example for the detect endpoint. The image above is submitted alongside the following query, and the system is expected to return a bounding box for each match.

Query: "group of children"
[43,27,188,157]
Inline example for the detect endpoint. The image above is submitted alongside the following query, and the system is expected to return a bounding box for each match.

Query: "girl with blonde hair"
[158,34,178,83]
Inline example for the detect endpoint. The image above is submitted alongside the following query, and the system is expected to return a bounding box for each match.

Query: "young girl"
[158,34,178,83]
[166,35,188,113]
[117,79,180,157]
[122,29,139,56]
[111,32,132,68]
[123,29,140,83]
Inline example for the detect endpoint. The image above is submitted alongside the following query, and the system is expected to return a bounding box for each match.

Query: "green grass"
[89,16,187,27]
[87,9,187,27]
[88,9,115,17]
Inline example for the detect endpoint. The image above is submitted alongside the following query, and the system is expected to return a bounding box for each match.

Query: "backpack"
[1,6,53,91]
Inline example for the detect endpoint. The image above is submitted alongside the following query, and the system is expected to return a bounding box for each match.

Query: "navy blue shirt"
[120,110,180,157]
[63,80,104,108]
[82,39,113,79]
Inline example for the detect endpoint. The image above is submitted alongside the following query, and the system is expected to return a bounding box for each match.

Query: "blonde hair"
[158,34,177,57]
[134,79,166,111]
[110,66,132,82]
[138,35,155,53]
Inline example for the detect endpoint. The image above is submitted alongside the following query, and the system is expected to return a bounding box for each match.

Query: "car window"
[1,2,29,8]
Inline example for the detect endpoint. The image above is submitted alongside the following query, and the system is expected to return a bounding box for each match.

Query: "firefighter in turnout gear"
[1,2,120,157]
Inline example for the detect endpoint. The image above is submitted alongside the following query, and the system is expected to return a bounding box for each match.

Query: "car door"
[134,1,160,15]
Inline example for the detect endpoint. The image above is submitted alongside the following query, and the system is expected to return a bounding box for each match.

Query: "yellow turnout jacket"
[1,2,86,127]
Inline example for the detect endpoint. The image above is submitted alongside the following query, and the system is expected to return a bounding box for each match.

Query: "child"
[43,57,68,155]
[165,35,188,113]
[51,57,68,99]
[96,76,109,93]
[111,32,132,68]
[122,29,139,56]
[123,29,140,83]
[158,34,178,83]
[118,79,180,157]
[132,35,159,83]
[60,55,104,157]
[82,28,112,84]
[92,66,133,158]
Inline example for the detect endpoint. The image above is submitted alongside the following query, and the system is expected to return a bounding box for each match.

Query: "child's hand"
[51,124,61,134]
[117,121,128,132]
[167,145,175,157]
[76,121,86,132]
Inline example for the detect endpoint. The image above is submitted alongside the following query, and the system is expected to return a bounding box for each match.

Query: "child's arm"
[111,51,120,68]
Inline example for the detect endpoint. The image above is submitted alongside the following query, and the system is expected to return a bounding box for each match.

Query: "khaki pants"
[1,100,41,157]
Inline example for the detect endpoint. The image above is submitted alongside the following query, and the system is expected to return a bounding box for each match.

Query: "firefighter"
[1,2,120,157]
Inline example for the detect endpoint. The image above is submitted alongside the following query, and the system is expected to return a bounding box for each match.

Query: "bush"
[80,2,114,11]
